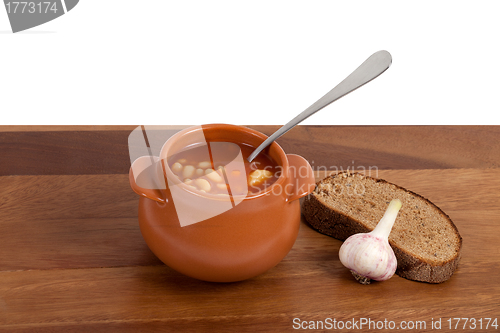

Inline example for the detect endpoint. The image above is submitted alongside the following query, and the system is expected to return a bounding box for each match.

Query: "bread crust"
[302,172,462,283]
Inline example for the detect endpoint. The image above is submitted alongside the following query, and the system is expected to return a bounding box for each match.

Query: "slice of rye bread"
[302,171,462,283]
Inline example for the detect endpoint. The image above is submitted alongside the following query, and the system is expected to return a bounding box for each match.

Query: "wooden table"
[0,125,499,332]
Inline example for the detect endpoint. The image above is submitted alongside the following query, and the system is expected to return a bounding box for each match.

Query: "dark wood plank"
[0,125,139,132]
[0,131,132,176]
[251,125,500,171]
[1,126,499,176]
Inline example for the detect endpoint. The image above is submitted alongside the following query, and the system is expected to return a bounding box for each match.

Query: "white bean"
[248,169,273,187]
[198,161,212,169]
[195,168,204,177]
[205,168,224,182]
[194,178,211,192]
[216,183,228,190]
[171,162,183,173]
[176,158,187,164]
[183,165,195,179]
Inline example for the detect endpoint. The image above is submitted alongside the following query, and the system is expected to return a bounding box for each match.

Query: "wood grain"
[1,169,498,272]
[0,131,131,176]
[252,125,500,170]
[0,126,499,332]
[0,125,139,132]
[0,218,498,332]
[1,126,498,176]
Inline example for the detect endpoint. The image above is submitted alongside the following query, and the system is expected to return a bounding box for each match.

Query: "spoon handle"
[247,50,392,162]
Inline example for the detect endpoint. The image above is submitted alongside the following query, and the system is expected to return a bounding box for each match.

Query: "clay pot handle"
[129,156,166,203]
[285,154,316,202]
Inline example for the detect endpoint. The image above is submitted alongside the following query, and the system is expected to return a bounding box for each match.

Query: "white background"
[1,0,499,125]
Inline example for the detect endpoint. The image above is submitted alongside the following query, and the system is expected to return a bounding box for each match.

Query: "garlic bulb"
[339,199,402,284]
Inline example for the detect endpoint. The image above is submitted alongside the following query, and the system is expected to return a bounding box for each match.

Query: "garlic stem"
[370,199,402,239]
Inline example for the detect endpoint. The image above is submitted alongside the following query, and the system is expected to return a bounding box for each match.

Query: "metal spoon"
[247,50,392,162]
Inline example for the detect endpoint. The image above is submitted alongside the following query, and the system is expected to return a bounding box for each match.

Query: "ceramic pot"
[129,124,315,282]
